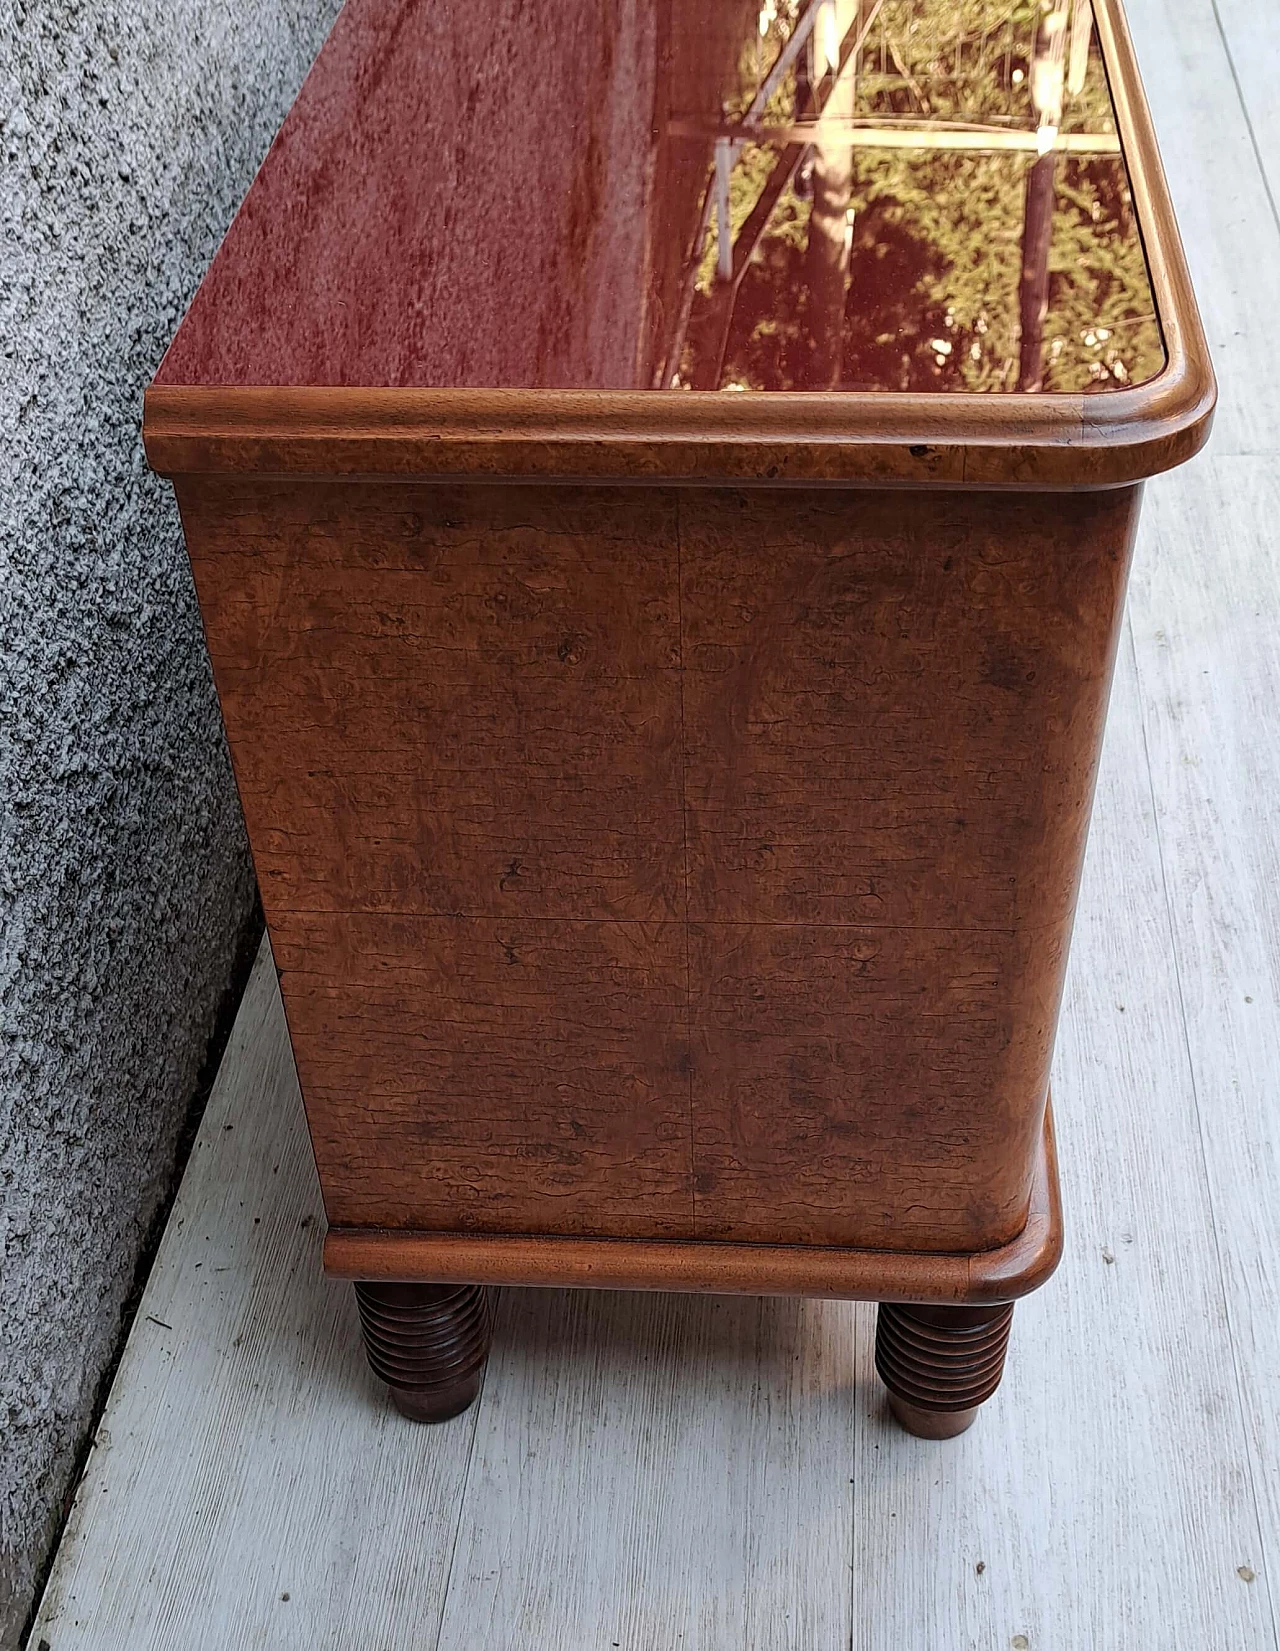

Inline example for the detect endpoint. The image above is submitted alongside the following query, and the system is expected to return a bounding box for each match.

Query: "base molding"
[325,1108,1060,1307]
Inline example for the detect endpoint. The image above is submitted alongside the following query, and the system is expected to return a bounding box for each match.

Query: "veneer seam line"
[277,911,1037,935]
[674,489,696,1233]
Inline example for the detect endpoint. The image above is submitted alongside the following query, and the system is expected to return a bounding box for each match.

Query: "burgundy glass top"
[157,0,1164,396]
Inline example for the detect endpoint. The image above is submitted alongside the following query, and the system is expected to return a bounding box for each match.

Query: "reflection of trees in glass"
[680,0,1164,393]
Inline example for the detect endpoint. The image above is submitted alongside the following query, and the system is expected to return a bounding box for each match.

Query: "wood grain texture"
[144,373,1212,490]
[321,1101,1060,1302]
[874,1301,1014,1436]
[687,922,1052,1248]
[149,0,763,396]
[274,911,693,1237]
[179,480,684,922]
[181,479,696,1240]
[142,0,1216,1303]
[180,475,1132,1261]
[145,0,1216,1293]
[679,487,1134,933]
[354,1281,492,1421]
[679,485,1136,1247]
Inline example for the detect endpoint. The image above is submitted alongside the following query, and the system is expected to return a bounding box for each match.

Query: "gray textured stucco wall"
[0,0,341,1642]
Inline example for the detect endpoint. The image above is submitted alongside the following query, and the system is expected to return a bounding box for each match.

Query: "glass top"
[158,0,1164,396]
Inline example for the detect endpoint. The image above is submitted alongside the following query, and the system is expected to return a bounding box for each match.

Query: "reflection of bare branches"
[884,33,930,113]
[1018,4,1069,391]
[690,142,808,388]
[664,0,1162,396]
[1098,311,1158,329]
[1067,0,1092,96]
[667,118,1121,151]
[656,176,717,386]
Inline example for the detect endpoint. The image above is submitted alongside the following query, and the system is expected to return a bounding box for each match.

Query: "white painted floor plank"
[1213,0,1280,225]
[30,944,476,1651]
[435,1288,857,1651]
[1129,456,1280,1640]
[849,620,1273,1651]
[1124,0,1280,457]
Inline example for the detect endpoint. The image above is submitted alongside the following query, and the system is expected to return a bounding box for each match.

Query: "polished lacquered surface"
[158,0,1164,395]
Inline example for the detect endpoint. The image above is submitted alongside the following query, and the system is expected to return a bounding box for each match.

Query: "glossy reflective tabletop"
[158,0,1163,397]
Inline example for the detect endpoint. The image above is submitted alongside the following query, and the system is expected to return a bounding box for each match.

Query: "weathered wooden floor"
[30,0,1280,1644]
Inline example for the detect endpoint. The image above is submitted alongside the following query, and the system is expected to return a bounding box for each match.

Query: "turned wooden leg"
[875,1301,1014,1439]
[354,1281,492,1422]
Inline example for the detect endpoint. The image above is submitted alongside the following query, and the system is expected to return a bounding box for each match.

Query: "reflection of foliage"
[682,0,1164,393]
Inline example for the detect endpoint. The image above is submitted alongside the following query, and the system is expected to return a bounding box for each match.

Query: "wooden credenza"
[146,0,1213,1437]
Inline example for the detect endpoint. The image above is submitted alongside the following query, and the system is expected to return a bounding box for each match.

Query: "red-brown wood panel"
[679,486,1137,933]
[179,477,1137,1254]
[688,920,1061,1251]
[272,911,693,1236]
[181,479,685,923]
[679,486,1138,1250]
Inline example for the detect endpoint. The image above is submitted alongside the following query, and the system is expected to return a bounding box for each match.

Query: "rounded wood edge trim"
[142,0,1213,491]
[1080,0,1217,471]
[142,376,1207,490]
[323,1106,1063,1305]
[964,1100,1063,1303]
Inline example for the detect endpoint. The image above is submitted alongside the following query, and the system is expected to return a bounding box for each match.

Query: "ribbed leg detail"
[875,1301,1014,1439]
[354,1281,492,1423]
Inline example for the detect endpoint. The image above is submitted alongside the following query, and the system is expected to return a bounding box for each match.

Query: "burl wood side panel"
[190,483,685,920]
[680,489,1126,934]
[680,487,1137,1246]
[180,482,692,1237]
[273,913,692,1236]
[688,923,1056,1248]
[178,477,1138,1252]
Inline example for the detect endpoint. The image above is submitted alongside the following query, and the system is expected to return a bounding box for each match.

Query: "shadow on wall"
[0,0,342,1643]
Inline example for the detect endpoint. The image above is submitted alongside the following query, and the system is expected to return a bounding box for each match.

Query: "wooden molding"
[142,0,1214,492]
[323,1102,1062,1306]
